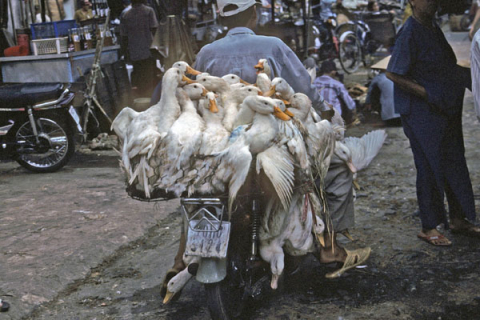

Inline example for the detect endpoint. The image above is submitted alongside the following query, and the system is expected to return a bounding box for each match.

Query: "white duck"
[155,83,208,195]
[121,67,191,196]
[111,61,200,142]
[213,95,291,212]
[163,255,200,304]
[260,191,326,289]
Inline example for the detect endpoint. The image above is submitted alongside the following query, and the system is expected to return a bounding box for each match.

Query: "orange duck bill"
[273,106,291,121]
[284,108,295,117]
[186,65,202,76]
[209,97,219,113]
[264,85,276,97]
[182,75,196,84]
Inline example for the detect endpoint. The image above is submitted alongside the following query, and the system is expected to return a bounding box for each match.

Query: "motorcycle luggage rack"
[181,198,225,232]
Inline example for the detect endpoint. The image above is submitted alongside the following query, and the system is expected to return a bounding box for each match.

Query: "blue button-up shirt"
[193,27,326,112]
[313,75,355,115]
[365,73,399,121]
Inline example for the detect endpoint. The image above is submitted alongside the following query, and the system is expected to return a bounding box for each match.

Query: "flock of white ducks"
[112,59,386,298]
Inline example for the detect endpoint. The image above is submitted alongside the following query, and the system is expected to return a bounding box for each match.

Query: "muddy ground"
[1,31,480,320]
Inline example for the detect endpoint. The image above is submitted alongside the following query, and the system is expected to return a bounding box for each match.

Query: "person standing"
[120,0,158,98]
[386,0,479,246]
[469,0,480,41]
[74,0,93,22]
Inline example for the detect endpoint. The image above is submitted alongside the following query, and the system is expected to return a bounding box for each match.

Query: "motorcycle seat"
[0,83,65,109]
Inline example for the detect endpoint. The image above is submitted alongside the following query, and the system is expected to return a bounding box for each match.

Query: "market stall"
[0,44,119,82]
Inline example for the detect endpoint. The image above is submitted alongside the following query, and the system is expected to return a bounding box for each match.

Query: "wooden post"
[80,9,112,141]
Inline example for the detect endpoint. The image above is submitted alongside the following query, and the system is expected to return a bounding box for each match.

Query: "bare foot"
[450,218,480,237]
[417,229,452,246]
[317,245,348,264]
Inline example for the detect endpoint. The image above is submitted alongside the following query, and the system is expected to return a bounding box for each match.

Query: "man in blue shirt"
[194,0,330,116]
[313,60,356,117]
[387,0,478,246]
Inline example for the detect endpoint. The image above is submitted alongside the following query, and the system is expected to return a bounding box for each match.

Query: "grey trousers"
[324,157,355,232]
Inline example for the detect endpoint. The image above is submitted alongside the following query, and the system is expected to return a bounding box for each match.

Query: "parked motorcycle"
[0,83,81,173]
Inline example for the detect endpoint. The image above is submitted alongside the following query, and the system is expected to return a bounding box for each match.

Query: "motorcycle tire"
[204,275,246,320]
[14,117,75,173]
[339,33,362,74]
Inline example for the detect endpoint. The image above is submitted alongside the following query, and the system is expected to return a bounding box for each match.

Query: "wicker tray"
[31,37,68,55]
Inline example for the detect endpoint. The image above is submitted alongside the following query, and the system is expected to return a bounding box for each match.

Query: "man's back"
[194,27,325,112]
[121,4,158,61]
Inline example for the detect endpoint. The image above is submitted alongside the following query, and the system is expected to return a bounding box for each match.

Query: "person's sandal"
[325,247,372,279]
[0,299,10,312]
[418,232,452,246]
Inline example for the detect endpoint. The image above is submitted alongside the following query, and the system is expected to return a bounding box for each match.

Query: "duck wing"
[256,145,295,210]
[344,129,387,172]
[111,107,139,141]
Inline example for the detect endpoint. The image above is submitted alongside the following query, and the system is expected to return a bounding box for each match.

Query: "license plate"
[185,220,231,258]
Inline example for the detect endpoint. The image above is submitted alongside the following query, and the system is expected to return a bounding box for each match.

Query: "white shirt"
[472,29,480,121]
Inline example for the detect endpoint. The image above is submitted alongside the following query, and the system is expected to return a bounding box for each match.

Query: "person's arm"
[470,3,480,40]
[385,72,427,100]
[149,8,158,36]
[339,83,356,110]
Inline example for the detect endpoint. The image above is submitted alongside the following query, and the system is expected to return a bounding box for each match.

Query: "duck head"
[172,61,202,76]
[254,58,272,78]
[288,93,312,122]
[204,92,219,113]
[231,85,263,104]
[334,141,357,173]
[244,96,291,121]
[182,83,209,100]
[222,74,252,86]
[197,75,230,93]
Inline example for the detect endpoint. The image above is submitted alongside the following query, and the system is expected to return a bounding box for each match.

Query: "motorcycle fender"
[68,106,83,134]
[339,30,355,43]
[195,258,227,284]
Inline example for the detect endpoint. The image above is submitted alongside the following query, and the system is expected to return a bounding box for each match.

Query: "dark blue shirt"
[387,17,466,115]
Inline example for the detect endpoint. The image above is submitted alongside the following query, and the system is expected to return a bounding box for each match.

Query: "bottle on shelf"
[72,28,81,52]
[91,0,97,18]
[67,29,75,53]
[84,26,93,50]
[80,27,87,51]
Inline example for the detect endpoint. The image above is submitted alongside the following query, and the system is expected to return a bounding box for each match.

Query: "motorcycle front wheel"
[339,33,362,74]
[14,117,75,173]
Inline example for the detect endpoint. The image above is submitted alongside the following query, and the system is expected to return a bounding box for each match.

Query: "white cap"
[217,0,260,17]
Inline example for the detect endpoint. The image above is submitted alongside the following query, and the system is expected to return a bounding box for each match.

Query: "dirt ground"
[1,31,480,320]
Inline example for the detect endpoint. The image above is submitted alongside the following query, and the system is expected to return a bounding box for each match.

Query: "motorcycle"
[0,83,81,173]
[128,171,318,320]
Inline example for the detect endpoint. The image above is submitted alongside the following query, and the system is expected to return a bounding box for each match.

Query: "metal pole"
[7,0,16,45]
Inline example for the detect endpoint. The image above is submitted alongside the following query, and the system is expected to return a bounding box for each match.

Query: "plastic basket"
[31,37,68,55]
[30,20,77,39]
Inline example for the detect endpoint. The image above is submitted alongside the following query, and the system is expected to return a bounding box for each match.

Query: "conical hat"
[370,56,391,71]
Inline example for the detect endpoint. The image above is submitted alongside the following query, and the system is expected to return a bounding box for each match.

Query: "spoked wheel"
[14,118,75,173]
[339,33,362,74]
